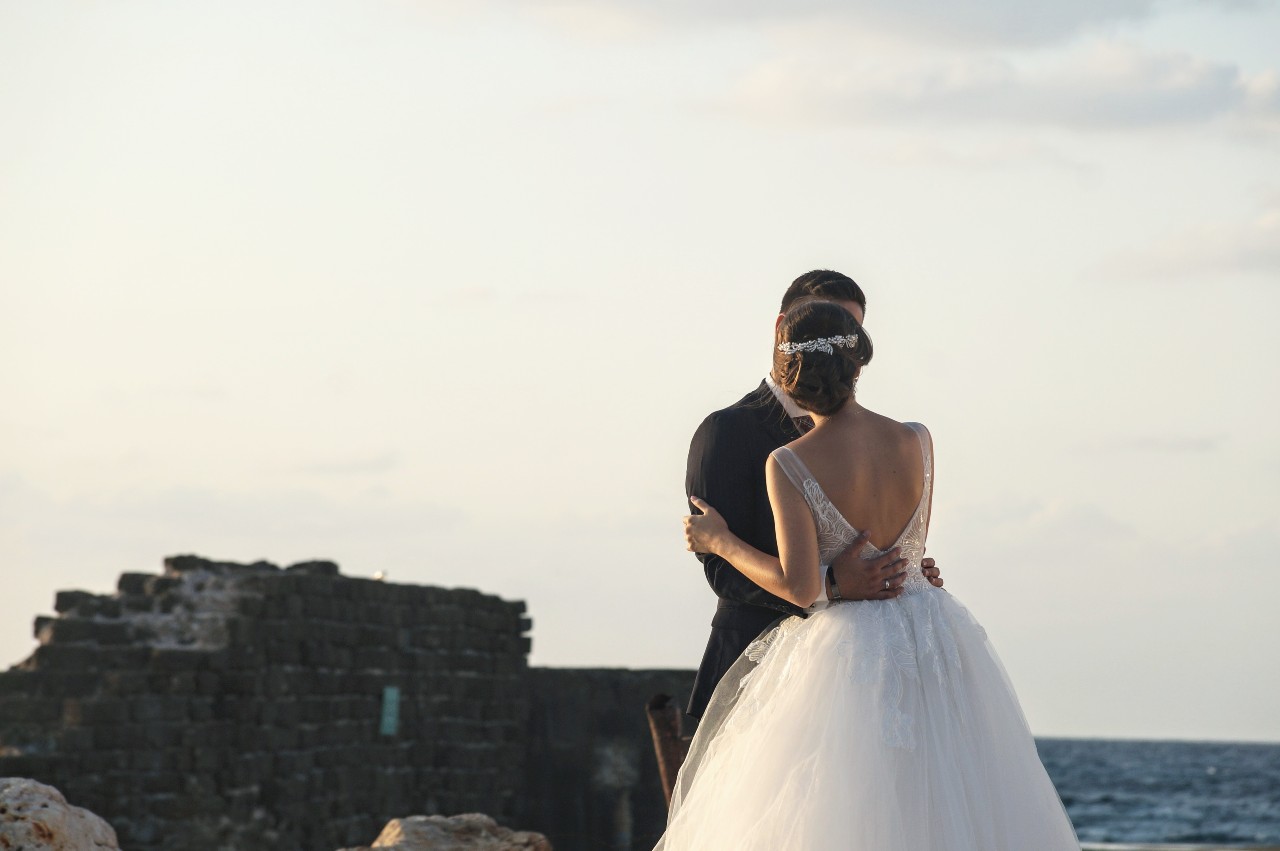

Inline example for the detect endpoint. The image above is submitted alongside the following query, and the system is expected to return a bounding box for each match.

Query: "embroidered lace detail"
[744,616,802,662]
[833,604,919,750]
[769,424,936,747]
[731,616,808,733]
[801,479,855,564]
[772,423,934,593]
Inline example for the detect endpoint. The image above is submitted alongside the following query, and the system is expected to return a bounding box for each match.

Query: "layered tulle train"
[654,587,1079,851]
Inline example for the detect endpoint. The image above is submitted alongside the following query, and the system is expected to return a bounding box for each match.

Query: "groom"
[683,269,943,720]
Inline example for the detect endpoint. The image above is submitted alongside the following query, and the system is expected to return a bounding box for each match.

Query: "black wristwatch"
[826,564,844,602]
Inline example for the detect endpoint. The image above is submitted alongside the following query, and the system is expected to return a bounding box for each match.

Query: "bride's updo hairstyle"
[772,300,873,416]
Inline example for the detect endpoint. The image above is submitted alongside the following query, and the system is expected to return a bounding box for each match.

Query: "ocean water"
[1036,738,1280,846]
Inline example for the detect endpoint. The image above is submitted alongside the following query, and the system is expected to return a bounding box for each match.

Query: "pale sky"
[2,0,1277,742]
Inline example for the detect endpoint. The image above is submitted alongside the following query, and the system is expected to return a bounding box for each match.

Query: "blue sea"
[1036,738,1280,846]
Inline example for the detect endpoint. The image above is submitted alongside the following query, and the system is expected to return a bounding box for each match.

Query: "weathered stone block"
[234,595,264,617]
[128,748,165,772]
[150,670,195,695]
[0,696,61,724]
[142,575,180,596]
[53,590,98,614]
[29,643,102,671]
[88,672,130,699]
[188,698,214,723]
[355,812,552,851]
[161,555,208,573]
[90,620,131,645]
[0,671,37,698]
[286,559,340,576]
[194,671,220,695]
[164,747,193,773]
[147,648,206,673]
[32,672,98,700]
[130,696,165,723]
[92,723,147,750]
[200,648,233,670]
[0,777,120,850]
[33,615,56,642]
[117,573,154,595]
[273,640,304,665]
[77,751,118,773]
[62,697,127,726]
[121,594,154,613]
[192,747,224,772]
[218,671,257,696]
[148,791,199,820]
[97,647,151,669]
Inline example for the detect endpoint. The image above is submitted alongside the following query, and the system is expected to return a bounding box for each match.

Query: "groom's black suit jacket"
[684,380,809,719]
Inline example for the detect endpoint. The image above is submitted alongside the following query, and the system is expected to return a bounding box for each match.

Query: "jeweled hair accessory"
[776,334,859,355]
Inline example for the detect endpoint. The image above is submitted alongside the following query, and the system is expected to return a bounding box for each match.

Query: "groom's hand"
[922,550,943,588]
[829,532,910,601]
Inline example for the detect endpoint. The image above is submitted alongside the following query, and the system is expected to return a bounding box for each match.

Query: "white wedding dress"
[655,423,1079,850]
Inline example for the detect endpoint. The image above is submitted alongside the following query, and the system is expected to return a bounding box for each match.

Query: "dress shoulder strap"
[904,422,934,527]
[769,446,816,495]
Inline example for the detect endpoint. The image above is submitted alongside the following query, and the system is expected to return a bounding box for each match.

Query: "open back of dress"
[771,420,933,595]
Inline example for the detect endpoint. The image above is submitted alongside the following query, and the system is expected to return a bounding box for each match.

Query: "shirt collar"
[764,374,808,419]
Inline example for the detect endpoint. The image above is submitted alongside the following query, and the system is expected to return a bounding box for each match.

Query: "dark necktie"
[793,415,815,435]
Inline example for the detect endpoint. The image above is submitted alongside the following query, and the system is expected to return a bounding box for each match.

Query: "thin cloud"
[1108,206,1280,279]
[728,42,1279,130]
[512,0,1162,46]
[1199,0,1271,8]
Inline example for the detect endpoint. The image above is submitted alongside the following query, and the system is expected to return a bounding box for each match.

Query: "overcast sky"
[2,0,1277,742]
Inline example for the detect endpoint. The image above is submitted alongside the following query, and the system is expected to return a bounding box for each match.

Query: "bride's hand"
[684,496,730,555]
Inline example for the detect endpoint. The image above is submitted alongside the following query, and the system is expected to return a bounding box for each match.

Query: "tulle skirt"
[654,587,1080,850]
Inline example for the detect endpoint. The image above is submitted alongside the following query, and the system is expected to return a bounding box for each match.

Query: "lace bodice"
[771,422,934,595]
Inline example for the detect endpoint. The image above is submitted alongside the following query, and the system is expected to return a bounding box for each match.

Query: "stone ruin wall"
[0,555,701,851]
[0,555,532,851]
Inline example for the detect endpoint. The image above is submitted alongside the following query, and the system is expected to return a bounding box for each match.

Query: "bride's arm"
[763,455,825,607]
[687,491,820,609]
[684,499,804,600]
[686,494,904,603]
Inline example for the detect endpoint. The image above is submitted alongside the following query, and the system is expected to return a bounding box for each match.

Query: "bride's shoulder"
[860,408,926,435]
[858,412,932,456]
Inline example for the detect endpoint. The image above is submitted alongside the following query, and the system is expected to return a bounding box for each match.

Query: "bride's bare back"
[785,407,928,551]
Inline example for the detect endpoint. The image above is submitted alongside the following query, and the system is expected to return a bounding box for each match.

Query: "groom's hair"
[779,270,866,314]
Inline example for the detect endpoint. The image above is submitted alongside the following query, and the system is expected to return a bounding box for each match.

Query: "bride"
[656,300,1079,850]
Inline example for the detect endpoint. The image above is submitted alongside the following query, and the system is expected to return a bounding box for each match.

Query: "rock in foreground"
[0,777,119,850]
[340,813,552,851]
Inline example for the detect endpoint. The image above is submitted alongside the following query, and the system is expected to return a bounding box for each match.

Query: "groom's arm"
[686,411,800,615]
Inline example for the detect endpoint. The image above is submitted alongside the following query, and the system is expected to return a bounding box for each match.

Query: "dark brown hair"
[771,300,873,416]
[779,270,867,314]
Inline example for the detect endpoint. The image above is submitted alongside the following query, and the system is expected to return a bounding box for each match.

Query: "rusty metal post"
[645,693,692,808]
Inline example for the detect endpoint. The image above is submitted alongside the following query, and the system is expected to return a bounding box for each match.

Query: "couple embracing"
[655,271,1079,850]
